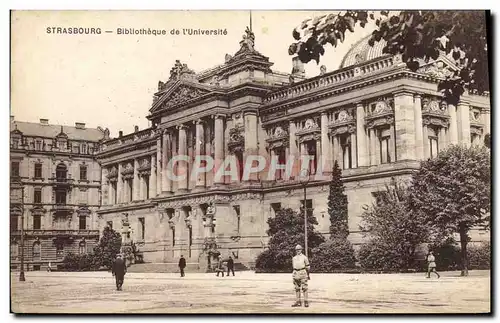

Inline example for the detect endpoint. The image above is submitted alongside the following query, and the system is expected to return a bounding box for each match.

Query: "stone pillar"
[289,121,298,158]
[243,109,258,181]
[369,128,377,166]
[205,121,213,187]
[356,103,368,167]
[161,130,172,193]
[423,125,430,159]
[394,91,416,160]
[315,138,321,174]
[483,109,491,137]
[177,125,188,191]
[414,94,424,160]
[350,132,357,168]
[457,101,471,146]
[336,136,343,170]
[138,174,144,200]
[438,128,447,151]
[150,155,157,198]
[448,104,459,145]
[195,120,206,188]
[320,112,330,173]
[117,163,123,203]
[108,179,114,205]
[389,124,396,162]
[133,159,139,200]
[156,135,162,195]
[214,115,225,185]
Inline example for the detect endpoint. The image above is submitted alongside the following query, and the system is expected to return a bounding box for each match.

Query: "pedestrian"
[227,256,235,277]
[112,253,127,291]
[179,255,186,277]
[215,255,225,277]
[426,251,440,279]
[291,244,310,307]
[47,262,52,272]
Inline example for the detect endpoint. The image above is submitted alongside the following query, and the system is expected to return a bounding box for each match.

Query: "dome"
[339,35,388,69]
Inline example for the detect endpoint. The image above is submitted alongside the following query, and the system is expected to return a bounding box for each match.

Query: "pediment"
[150,81,215,113]
[416,55,459,79]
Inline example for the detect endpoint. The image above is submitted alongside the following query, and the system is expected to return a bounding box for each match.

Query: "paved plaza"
[11,270,490,314]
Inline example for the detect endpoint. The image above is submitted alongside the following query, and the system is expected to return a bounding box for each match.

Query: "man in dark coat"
[227,256,235,277]
[112,254,127,291]
[179,255,186,277]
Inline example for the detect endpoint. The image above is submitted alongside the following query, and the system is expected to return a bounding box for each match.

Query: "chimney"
[119,131,123,138]
[40,118,49,125]
[134,125,139,133]
[291,56,305,76]
[75,122,86,129]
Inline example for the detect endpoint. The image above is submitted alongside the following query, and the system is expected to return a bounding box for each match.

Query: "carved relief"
[365,98,394,128]
[121,163,134,179]
[163,86,209,110]
[421,97,450,128]
[107,166,118,182]
[266,123,289,150]
[227,125,245,154]
[418,60,455,79]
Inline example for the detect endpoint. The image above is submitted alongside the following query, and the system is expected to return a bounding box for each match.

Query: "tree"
[328,160,349,239]
[410,145,491,276]
[92,226,122,269]
[359,181,430,271]
[289,11,489,105]
[255,208,324,272]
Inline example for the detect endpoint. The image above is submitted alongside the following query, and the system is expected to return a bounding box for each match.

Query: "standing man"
[216,255,225,277]
[112,254,127,291]
[227,256,235,277]
[426,251,440,279]
[291,244,310,307]
[179,255,186,277]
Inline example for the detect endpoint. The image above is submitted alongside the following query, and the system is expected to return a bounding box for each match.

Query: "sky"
[11,11,376,137]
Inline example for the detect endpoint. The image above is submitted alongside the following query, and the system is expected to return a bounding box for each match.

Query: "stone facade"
[10,119,108,271]
[96,30,491,271]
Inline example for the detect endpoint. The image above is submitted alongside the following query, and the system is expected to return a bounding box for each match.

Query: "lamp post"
[299,169,310,257]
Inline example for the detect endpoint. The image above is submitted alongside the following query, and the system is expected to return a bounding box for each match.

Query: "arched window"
[32,241,41,261]
[56,163,67,180]
[79,241,86,254]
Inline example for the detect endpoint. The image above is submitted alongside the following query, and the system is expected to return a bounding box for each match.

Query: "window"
[128,179,133,202]
[35,140,42,151]
[139,217,145,240]
[33,215,41,230]
[10,216,19,232]
[188,227,193,258]
[56,191,66,204]
[107,221,113,229]
[233,205,241,234]
[79,241,86,254]
[56,244,64,259]
[112,182,118,204]
[379,136,391,164]
[172,228,176,247]
[34,163,42,178]
[34,188,42,204]
[11,161,20,177]
[79,216,87,230]
[79,165,87,180]
[11,242,19,259]
[81,144,87,154]
[300,199,313,217]
[145,176,150,199]
[56,163,67,179]
[306,141,317,175]
[12,139,19,149]
[32,242,41,261]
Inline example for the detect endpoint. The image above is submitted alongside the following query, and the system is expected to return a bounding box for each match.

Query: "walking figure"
[179,255,186,277]
[215,255,225,277]
[291,244,310,307]
[226,256,235,277]
[112,254,127,291]
[426,251,440,279]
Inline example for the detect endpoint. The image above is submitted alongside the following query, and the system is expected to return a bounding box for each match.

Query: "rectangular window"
[10,216,18,232]
[139,217,145,240]
[79,216,87,230]
[112,182,118,204]
[36,140,42,151]
[300,199,313,217]
[81,144,87,154]
[34,188,42,204]
[430,137,439,159]
[11,161,20,177]
[34,163,43,178]
[172,228,176,247]
[145,176,150,200]
[56,191,66,204]
[80,165,88,180]
[33,215,41,230]
[107,221,113,229]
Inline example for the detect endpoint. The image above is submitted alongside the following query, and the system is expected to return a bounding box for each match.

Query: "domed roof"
[339,35,388,69]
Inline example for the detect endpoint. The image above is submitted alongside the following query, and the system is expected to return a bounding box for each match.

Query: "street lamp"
[298,168,310,257]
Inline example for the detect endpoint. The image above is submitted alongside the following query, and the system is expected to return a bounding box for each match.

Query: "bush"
[467,242,490,270]
[358,240,403,271]
[310,238,356,272]
[428,238,461,271]
[62,252,97,271]
[255,249,278,273]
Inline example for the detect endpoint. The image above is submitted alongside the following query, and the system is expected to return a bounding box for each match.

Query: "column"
[161,130,172,193]
[177,125,188,191]
[108,180,114,205]
[423,125,430,159]
[350,132,357,168]
[150,155,157,197]
[315,138,321,174]
[138,174,144,200]
[483,109,491,138]
[457,101,471,146]
[320,112,330,173]
[117,163,123,203]
[438,128,447,151]
[448,104,459,145]
[414,94,424,160]
[389,124,396,162]
[394,91,416,160]
[156,135,162,195]
[214,115,225,185]
[243,110,258,181]
[336,136,343,170]
[356,103,368,167]
[289,121,298,178]
[369,128,377,166]
[132,159,139,200]
[205,121,213,187]
[195,120,206,188]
